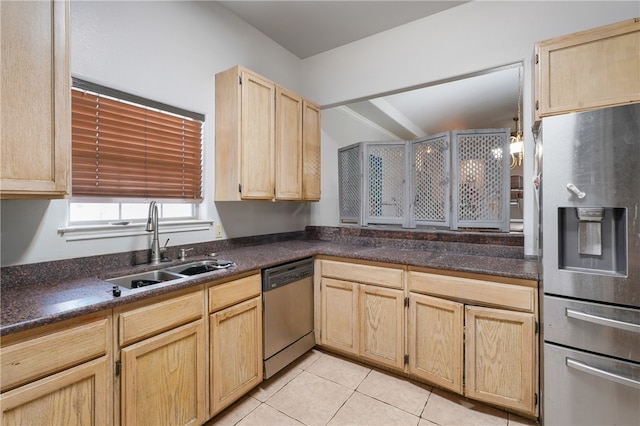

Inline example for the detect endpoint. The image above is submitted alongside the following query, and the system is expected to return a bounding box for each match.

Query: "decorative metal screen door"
[451,129,510,231]
[412,132,450,228]
[338,143,362,224]
[363,141,408,226]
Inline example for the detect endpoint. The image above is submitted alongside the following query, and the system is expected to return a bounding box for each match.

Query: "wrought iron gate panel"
[338,144,362,224]
[413,133,450,227]
[365,142,406,225]
[451,129,510,231]
[337,128,510,232]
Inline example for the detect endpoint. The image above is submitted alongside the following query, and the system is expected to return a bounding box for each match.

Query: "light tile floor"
[206,349,538,426]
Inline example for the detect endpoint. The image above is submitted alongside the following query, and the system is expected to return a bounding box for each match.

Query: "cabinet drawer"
[321,260,403,289]
[409,271,535,312]
[119,289,204,347]
[544,295,640,363]
[1,313,110,392]
[209,273,261,313]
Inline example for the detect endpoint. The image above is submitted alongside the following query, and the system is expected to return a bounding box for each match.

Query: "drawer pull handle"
[566,358,640,390]
[566,308,640,333]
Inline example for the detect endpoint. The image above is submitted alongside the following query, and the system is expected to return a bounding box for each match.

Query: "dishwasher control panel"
[262,257,313,291]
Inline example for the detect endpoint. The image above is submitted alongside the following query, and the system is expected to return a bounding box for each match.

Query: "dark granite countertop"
[0,228,538,336]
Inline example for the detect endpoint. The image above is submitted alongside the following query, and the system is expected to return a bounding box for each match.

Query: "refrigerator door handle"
[566,308,640,333]
[566,358,640,390]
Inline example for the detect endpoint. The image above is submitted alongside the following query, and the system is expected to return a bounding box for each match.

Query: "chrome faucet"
[146,201,162,264]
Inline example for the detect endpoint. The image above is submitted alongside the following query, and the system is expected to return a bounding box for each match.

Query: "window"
[69,202,195,224]
[69,79,204,225]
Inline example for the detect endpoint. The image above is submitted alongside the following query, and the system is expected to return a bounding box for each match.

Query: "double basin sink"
[107,259,235,289]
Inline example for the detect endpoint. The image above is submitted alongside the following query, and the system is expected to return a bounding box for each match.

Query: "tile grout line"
[211,350,535,426]
[302,364,370,425]
[324,388,357,426]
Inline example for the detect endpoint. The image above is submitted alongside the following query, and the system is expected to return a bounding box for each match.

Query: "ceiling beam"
[336,106,405,140]
[368,98,427,138]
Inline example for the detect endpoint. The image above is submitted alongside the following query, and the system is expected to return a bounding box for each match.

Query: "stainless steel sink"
[164,259,235,276]
[106,269,185,289]
[107,259,235,289]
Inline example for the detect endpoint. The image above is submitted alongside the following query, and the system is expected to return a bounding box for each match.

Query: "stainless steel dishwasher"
[262,257,315,379]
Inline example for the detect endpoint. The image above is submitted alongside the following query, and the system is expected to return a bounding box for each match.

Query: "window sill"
[58,220,213,241]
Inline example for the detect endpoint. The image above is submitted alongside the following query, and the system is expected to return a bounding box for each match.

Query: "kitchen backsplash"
[0,226,526,289]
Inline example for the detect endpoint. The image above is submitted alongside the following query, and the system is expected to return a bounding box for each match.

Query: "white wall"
[0,1,308,266]
[304,1,639,256]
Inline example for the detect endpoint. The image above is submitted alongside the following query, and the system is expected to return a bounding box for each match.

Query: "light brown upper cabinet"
[275,86,303,200]
[216,66,275,200]
[534,18,640,122]
[215,65,321,201]
[0,0,71,199]
[302,100,321,201]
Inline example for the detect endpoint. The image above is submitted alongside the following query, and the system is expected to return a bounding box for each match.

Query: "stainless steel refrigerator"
[541,103,640,425]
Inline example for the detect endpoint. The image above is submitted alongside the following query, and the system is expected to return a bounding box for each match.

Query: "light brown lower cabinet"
[1,357,110,425]
[209,273,263,417]
[116,288,206,426]
[120,322,205,426]
[320,278,359,355]
[0,258,538,424]
[319,259,405,371]
[464,305,536,414]
[318,260,538,418]
[408,270,539,417]
[408,293,464,394]
[358,284,404,369]
[0,274,268,426]
[0,311,112,425]
[408,294,537,416]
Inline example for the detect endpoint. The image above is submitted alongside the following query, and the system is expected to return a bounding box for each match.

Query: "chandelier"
[510,67,524,169]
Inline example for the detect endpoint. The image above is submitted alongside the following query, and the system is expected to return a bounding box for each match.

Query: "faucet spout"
[146,201,161,264]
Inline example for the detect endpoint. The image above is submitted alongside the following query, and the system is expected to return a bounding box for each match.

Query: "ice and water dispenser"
[557,206,627,275]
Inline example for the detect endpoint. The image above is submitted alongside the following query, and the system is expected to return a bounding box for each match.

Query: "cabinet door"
[0,0,71,198]
[359,284,404,370]
[465,306,537,416]
[302,100,321,201]
[120,321,206,426]
[210,296,262,416]
[275,86,303,200]
[535,18,640,120]
[0,357,110,425]
[408,293,463,393]
[320,278,358,355]
[240,69,275,199]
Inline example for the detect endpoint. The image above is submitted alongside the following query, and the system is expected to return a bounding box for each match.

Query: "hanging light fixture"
[510,67,524,169]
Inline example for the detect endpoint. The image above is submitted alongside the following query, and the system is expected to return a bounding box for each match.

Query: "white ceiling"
[216,0,521,139]
[347,65,523,139]
[217,1,467,59]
